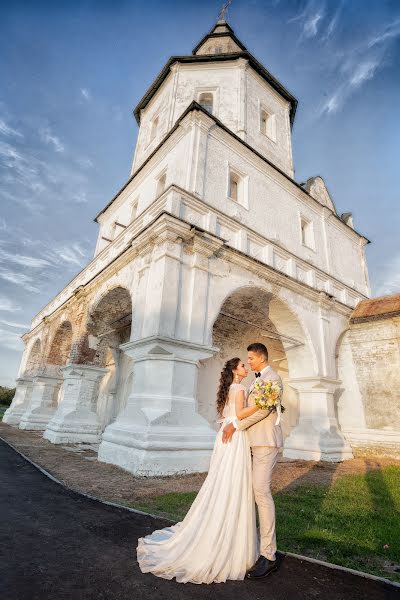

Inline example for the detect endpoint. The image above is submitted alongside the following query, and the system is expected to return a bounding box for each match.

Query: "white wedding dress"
[136,383,258,584]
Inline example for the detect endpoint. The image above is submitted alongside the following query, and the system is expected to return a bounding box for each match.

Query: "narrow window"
[301,218,314,249]
[150,116,159,143]
[156,172,166,197]
[260,108,276,141]
[198,92,214,114]
[228,171,240,202]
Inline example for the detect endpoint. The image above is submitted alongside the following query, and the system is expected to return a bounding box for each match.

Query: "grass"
[123,465,400,583]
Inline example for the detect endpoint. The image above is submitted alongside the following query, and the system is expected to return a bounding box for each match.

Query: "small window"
[229,172,239,201]
[156,172,166,197]
[214,46,223,54]
[260,108,276,141]
[150,116,159,143]
[300,217,314,249]
[198,92,214,114]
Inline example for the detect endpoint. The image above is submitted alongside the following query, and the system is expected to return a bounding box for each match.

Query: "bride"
[136,357,262,584]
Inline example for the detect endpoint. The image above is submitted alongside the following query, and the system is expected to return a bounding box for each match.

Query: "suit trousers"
[251,445,279,561]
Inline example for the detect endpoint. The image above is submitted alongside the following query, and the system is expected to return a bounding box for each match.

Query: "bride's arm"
[235,389,260,420]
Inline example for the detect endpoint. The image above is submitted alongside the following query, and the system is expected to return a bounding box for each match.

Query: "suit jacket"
[235,365,284,448]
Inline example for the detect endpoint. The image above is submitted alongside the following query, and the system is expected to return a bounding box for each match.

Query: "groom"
[222,342,283,579]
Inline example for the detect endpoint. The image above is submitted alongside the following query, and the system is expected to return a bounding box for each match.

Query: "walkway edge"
[1,434,400,590]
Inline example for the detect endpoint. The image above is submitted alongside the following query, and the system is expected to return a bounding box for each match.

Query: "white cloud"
[80,88,91,101]
[0,118,23,139]
[39,127,64,153]
[349,59,380,87]
[73,191,88,204]
[0,319,29,329]
[0,327,24,351]
[303,12,324,38]
[375,254,400,296]
[368,18,400,49]
[0,297,21,312]
[0,269,40,293]
[0,248,51,269]
[52,242,87,267]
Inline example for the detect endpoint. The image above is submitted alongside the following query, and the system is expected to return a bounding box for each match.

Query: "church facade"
[5,19,393,475]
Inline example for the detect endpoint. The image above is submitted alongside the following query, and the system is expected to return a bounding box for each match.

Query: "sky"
[0,0,399,387]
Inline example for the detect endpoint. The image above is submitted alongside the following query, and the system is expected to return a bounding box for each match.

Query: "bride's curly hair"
[216,357,241,416]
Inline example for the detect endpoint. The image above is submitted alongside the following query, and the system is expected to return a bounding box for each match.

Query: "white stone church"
[4,18,400,473]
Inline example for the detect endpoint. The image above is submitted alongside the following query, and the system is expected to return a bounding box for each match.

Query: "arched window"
[198,92,214,115]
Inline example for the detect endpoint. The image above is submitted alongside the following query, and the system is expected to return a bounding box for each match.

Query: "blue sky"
[0,0,399,387]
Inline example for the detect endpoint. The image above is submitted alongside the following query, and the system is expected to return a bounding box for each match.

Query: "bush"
[0,386,16,406]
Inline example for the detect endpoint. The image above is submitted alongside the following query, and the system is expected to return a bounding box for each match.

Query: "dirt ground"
[1,422,399,506]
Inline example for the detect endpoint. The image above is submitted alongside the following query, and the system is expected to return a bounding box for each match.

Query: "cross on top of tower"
[218,0,232,23]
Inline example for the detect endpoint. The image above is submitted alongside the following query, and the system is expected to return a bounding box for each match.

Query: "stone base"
[19,409,56,431]
[19,375,62,431]
[342,427,400,459]
[2,378,33,426]
[98,424,215,475]
[43,410,102,444]
[283,425,354,462]
[43,364,108,445]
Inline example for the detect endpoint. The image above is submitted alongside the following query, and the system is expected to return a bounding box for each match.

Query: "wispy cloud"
[0,269,40,293]
[0,319,29,329]
[80,87,91,101]
[51,242,87,267]
[0,297,21,312]
[0,247,51,269]
[368,18,400,48]
[289,1,325,41]
[0,118,23,139]
[318,16,400,117]
[39,126,64,153]
[0,327,24,351]
[375,253,400,296]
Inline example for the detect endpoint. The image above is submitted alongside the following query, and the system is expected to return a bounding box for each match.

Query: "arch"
[23,338,42,375]
[88,285,133,335]
[46,321,73,366]
[197,283,318,437]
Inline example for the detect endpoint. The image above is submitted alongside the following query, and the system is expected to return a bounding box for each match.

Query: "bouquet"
[253,379,285,425]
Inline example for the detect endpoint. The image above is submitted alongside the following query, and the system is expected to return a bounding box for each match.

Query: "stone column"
[98,337,218,475]
[2,377,33,426]
[283,376,353,462]
[43,364,108,444]
[19,373,62,431]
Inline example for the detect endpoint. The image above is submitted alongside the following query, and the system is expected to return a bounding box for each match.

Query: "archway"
[23,338,42,375]
[197,285,316,442]
[87,286,133,428]
[46,321,73,374]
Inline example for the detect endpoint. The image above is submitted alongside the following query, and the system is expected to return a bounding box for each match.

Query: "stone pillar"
[283,377,353,462]
[98,337,218,475]
[19,374,62,431]
[43,364,108,444]
[2,377,33,426]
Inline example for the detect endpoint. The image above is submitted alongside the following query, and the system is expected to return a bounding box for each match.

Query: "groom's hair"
[247,343,268,360]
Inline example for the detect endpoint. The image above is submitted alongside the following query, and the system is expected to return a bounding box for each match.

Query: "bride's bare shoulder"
[230,383,246,392]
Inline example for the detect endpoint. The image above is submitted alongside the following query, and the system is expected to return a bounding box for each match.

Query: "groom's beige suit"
[233,365,283,561]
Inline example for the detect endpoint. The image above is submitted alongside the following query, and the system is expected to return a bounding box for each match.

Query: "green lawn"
[123,465,400,583]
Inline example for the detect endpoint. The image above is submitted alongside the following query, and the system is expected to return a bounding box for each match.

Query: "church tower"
[6,16,371,474]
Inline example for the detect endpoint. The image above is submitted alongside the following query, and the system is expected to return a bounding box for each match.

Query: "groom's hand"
[222,422,235,443]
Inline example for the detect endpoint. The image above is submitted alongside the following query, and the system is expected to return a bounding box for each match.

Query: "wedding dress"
[136,382,258,584]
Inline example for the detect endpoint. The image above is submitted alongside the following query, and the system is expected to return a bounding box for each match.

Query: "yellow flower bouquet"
[253,379,285,424]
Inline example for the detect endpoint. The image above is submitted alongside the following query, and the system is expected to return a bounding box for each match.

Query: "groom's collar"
[260,365,271,377]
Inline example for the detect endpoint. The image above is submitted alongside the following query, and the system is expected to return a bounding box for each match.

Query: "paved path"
[0,439,399,600]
